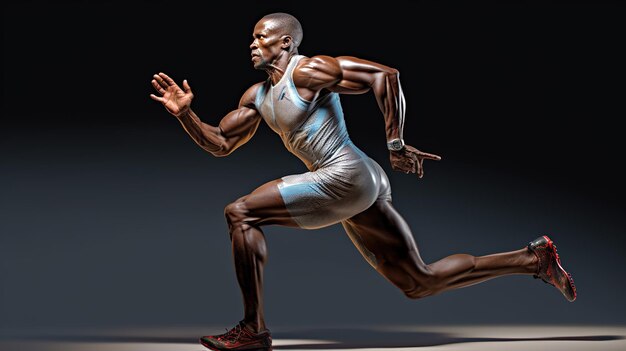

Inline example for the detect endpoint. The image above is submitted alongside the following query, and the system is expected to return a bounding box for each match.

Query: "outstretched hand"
[150,72,194,117]
[390,144,441,178]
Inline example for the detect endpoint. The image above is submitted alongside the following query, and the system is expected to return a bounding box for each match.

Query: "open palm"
[150,72,194,117]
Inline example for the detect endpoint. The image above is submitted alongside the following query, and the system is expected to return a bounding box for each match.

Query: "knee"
[224,200,248,226]
[404,286,434,300]
[403,273,440,300]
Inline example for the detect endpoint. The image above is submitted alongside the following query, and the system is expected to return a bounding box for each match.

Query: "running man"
[149,12,576,351]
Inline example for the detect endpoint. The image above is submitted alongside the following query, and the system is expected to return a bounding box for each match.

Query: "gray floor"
[1,325,625,351]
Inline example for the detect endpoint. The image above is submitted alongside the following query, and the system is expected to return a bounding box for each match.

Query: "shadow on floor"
[273,327,624,349]
[5,327,623,349]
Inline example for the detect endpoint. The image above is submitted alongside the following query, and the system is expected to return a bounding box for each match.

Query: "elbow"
[210,150,228,157]
[205,141,231,157]
[371,68,400,90]
[205,129,233,157]
[386,68,400,79]
[377,68,400,89]
[209,146,231,157]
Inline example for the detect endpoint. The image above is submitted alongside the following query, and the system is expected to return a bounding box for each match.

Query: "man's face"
[250,19,285,69]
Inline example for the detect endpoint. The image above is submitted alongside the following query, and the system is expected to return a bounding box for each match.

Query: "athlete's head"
[250,12,303,69]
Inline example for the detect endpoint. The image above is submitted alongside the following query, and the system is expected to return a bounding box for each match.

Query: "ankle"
[242,319,266,333]
[527,249,539,274]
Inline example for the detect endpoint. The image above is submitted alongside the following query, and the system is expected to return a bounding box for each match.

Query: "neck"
[265,51,297,85]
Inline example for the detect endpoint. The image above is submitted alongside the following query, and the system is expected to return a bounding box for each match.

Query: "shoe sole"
[199,338,272,351]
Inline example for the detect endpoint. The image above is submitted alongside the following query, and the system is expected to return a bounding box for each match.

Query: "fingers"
[149,93,165,103]
[182,79,192,93]
[391,160,415,175]
[401,161,417,175]
[406,152,424,178]
[391,146,438,178]
[159,72,176,86]
[419,151,442,161]
[151,79,166,95]
[417,159,424,178]
[153,74,170,91]
[153,72,179,89]
[395,166,413,175]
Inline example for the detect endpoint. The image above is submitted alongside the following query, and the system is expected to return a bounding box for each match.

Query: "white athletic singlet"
[254,55,392,229]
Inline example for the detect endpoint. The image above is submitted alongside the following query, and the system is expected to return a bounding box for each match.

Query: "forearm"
[373,69,406,143]
[176,109,226,155]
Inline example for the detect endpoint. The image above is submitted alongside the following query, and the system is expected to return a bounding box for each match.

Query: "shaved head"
[260,12,303,49]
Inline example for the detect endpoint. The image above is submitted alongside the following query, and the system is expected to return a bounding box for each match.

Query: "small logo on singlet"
[278,86,289,101]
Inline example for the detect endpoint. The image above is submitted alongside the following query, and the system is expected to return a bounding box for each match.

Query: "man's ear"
[281,35,293,49]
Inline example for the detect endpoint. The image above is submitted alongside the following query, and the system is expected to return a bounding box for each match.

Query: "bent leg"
[224,179,299,332]
[342,199,538,299]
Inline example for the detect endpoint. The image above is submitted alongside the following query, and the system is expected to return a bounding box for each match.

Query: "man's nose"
[250,41,257,50]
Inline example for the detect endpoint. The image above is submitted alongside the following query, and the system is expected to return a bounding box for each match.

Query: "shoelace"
[218,323,244,343]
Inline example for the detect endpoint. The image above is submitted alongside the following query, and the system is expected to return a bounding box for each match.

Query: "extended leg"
[343,199,540,299]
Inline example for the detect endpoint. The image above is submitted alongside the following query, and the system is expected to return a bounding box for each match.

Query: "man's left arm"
[337,57,407,152]
[295,55,441,178]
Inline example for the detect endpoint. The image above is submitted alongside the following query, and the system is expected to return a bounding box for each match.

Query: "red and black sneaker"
[528,235,577,302]
[199,320,272,351]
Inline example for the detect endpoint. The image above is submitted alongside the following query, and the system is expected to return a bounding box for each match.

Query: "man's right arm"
[151,72,264,157]
[176,83,263,157]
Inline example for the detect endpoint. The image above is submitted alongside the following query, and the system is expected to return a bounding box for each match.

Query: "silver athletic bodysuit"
[254,55,392,230]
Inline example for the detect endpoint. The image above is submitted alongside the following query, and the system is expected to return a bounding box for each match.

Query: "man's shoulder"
[239,81,268,108]
[292,55,343,91]
[244,81,268,94]
[295,55,339,68]
[294,55,342,80]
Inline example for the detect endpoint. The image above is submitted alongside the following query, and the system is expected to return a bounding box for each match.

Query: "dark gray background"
[2,0,625,331]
